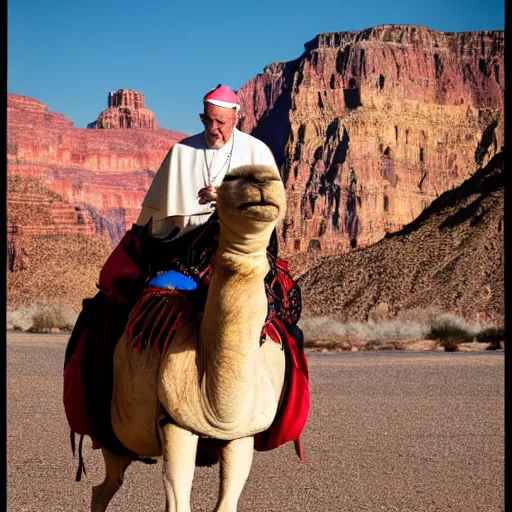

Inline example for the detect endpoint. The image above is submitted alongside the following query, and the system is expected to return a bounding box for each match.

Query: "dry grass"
[300,311,484,343]
[7,304,78,333]
[299,311,498,352]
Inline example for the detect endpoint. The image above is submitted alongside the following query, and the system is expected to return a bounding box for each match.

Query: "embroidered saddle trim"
[126,287,194,355]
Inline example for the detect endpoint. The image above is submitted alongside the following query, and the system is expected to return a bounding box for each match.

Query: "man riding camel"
[137,84,278,234]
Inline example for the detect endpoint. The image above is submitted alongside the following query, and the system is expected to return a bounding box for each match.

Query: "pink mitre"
[203,84,240,111]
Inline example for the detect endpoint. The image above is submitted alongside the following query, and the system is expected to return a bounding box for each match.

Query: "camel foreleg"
[91,447,134,512]
[161,423,199,512]
[214,436,254,512]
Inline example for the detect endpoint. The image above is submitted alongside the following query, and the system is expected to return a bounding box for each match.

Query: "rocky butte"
[90,89,158,129]
[237,25,504,270]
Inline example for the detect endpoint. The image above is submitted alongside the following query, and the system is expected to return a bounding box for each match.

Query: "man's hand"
[198,186,218,205]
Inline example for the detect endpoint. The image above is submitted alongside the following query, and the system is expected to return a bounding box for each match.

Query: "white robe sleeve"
[140,138,213,218]
[141,148,172,214]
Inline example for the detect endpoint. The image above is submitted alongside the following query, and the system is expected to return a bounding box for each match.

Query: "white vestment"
[138,128,278,234]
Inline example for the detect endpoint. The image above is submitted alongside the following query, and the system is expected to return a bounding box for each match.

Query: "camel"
[92,164,288,512]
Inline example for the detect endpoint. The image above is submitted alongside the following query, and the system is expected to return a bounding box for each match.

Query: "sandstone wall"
[7,93,187,272]
[238,25,504,266]
[298,152,504,325]
[7,94,186,239]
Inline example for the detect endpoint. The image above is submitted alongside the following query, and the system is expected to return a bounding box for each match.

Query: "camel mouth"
[237,200,279,210]
[236,200,280,220]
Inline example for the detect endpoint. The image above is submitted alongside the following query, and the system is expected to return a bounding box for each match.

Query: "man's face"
[200,103,238,149]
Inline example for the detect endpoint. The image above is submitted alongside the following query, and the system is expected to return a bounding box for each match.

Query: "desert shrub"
[8,304,77,332]
[487,340,503,351]
[299,314,429,343]
[440,339,460,352]
[427,324,474,343]
[426,313,476,344]
[303,338,316,348]
[476,327,505,343]
[27,305,75,332]
[429,312,483,333]
[426,317,477,351]
[299,311,487,346]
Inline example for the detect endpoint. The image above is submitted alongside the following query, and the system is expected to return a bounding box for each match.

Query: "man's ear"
[199,113,205,124]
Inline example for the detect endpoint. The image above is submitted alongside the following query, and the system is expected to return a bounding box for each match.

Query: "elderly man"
[136,84,278,235]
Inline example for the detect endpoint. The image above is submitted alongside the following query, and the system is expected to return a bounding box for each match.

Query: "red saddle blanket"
[63,220,310,466]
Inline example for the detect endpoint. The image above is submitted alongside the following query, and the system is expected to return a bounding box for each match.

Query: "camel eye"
[223,175,238,182]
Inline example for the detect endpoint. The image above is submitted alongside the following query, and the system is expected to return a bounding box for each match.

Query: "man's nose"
[209,121,219,131]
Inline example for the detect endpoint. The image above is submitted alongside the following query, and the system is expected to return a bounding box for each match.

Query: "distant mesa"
[89,89,157,130]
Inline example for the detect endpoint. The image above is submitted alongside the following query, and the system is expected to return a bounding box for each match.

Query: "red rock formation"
[238,25,504,268]
[298,152,504,325]
[7,175,98,272]
[7,93,187,245]
[94,89,157,129]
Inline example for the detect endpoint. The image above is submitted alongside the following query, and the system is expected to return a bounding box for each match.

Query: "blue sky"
[8,0,504,135]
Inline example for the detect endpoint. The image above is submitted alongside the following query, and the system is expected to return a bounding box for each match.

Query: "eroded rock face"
[298,152,504,325]
[7,94,186,246]
[94,89,157,129]
[237,25,504,267]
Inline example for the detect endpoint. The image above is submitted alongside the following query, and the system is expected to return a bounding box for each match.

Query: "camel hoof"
[91,484,110,512]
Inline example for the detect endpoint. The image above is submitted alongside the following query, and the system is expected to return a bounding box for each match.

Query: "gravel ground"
[7,333,504,511]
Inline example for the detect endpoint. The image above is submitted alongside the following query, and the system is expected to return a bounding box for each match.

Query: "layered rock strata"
[94,89,157,129]
[298,152,504,325]
[7,174,114,312]
[7,93,186,274]
[238,25,504,265]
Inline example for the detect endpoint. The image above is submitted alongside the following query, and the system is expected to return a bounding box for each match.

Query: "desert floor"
[7,332,504,511]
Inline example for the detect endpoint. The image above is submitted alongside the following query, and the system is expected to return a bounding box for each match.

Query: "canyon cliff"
[7,92,186,312]
[237,25,504,268]
[7,92,186,245]
[298,152,504,325]
[7,25,504,322]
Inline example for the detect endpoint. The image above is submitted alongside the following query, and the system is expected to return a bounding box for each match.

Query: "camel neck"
[216,220,275,260]
[198,242,269,425]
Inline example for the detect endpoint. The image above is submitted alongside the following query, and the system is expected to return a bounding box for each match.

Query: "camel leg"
[161,423,199,512]
[214,437,254,512]
[91,447,134,512]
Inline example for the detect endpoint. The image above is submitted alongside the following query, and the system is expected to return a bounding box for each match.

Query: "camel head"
[216,165,286,255]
